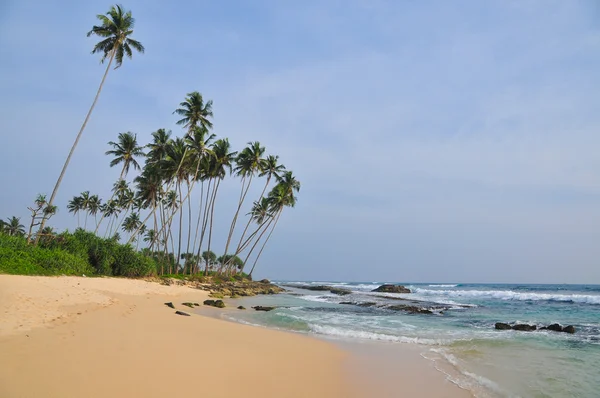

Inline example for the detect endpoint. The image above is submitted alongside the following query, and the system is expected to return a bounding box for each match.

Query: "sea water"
[223,282,600,397]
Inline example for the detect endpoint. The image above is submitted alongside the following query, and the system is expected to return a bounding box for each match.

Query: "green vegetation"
[3,4,300,280]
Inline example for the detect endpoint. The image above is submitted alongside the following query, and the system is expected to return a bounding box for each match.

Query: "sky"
[1,0,599,283]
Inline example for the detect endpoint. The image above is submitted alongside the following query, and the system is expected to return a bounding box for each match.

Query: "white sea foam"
[412,288,600,304]
[297,295,334,303]
[309,324,450,345]
[428,284,459,288]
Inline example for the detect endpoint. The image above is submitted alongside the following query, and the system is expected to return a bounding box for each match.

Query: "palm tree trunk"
[191,180,204,273]
[248,210,282,278]
[35,50,116,244]
[206,179,221,274]
[185,180,193,274]
[176,182,184,274]
[95,166,126,235]
[236,176,270,255]
[223,174,253,266]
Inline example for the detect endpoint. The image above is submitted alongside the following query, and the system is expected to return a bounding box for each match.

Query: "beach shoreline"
[0,275,469,397]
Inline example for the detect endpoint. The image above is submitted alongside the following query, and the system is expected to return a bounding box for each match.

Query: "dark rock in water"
[203,299,226,308]
[495,322,512,330]
[252,306,276,311]
[387,305,433,314]
[329,287,352,296]
[339,301,377,307]
[283,284,352,295]
[372,284,411,294]
[175,311,190,316]
[563,325,576,334]
[547,323,563,332]
[237,306,246,310]
[182,302,194,308]
[259,279,270,284]
[164,302,175,309]
[512,324,536,331]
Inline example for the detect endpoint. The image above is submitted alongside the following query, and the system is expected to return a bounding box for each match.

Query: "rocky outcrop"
[512,324,537,331]
[237,306,246,310]
[175,311,190,316]
[182,302,195,308]
[340,301,377,307]
[252,306,276,311]
[164,302,175,309]
[563,325,576,334]
[386,305,433,314]
[371,284,411,294]
[283,285,352,295]
[203,299,225,308]
[495,323,576,334]
[200,280,285,298]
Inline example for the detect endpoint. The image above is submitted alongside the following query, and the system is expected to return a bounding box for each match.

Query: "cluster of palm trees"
[0,217,26,237]
[27,4,299,278]
[66,91,299,277]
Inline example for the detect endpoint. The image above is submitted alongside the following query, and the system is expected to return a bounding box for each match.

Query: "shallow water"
[224,282,600,397]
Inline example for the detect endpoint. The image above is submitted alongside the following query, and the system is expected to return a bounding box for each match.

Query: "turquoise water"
[224,282,600,397]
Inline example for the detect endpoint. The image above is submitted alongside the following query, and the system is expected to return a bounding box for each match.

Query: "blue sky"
[1,0,599,282]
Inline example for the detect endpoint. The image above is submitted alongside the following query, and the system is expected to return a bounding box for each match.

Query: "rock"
[182,302,194,308]
[495,322,512,330]
[563,325,576,334]
[193,303,199,306]
[175,311,190,316]
[339,301,353,305]
[252,306,276,311]
[357,302,377,307]
[372,284,411,294]
[329,287,352,296]
[259,279,270,284]
[512,324,537,331]
[203,299,226,308]
[237,306,246,310]
[164,302,175,309]
[547,323,563,332]
[387,305,433,314]
[209,292,225,299]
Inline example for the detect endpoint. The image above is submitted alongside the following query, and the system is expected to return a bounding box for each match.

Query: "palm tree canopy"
[87,4,145,69]
[106,132,145,175]
[260,155,286,179]
[207,138,236,180]
[4,217,25,236]
[147,129,172,163]
[234,141,267,178]
[173,92,214,133]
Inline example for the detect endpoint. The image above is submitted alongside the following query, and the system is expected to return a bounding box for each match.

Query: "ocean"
[222,282,600,397]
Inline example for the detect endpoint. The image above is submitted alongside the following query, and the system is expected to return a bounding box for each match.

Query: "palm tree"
[36,5,144,242]
[247,174,300,277]
[96,132,144,233]
[235,155,285,255]
[79,191,92,229]
[174,92,214,135]
[106,132,145,178]
[222,141,266,268]
[4,217,25,237]
[88,195,102,228]
[147,128,172,163]
[204,138,236,272]
[67,195,84,227]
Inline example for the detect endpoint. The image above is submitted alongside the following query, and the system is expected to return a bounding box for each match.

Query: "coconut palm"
[147,128,172,163]
[174,92,214,135]
[37,5,144,242]
[222,141,266,267]
[96,132,145,233]
[247,174,300,277]
[67,196,84,227]
[88,195,102,228]
[4,217,25,237]
[106,132,145,178]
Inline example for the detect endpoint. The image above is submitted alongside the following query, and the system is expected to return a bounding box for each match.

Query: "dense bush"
[0,234,93,275]
[0,229,158,277]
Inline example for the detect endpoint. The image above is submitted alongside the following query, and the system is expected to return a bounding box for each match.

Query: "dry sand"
[0,275,470,397]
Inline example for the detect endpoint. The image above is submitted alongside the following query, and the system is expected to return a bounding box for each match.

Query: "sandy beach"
[0,275,469,397]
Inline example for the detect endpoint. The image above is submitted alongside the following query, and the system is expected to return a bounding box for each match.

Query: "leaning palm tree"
[222,142,266,268]
[36,4,144,243]
[96,131,144,233]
